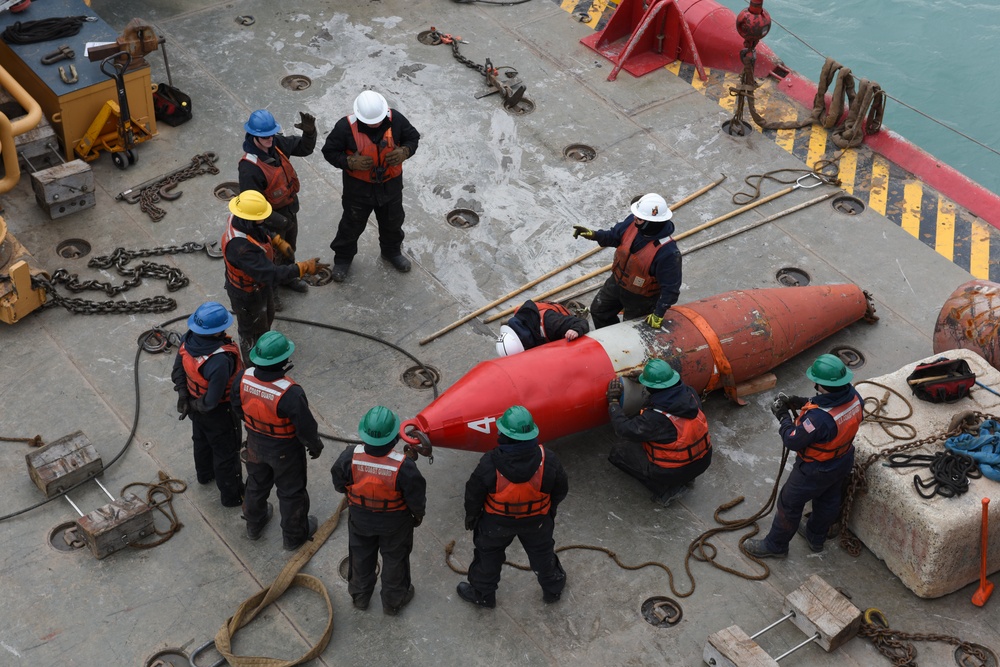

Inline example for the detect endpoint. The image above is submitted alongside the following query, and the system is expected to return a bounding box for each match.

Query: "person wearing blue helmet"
[239,108,317,295]
[171,301,245,507]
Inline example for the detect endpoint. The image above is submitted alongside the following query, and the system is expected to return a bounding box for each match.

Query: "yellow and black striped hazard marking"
[556,0,1000,280]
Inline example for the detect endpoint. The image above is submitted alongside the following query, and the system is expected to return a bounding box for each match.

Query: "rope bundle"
[2,16,92,45]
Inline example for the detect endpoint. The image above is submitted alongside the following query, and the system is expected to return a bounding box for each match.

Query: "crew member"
[744,354,863,559]
[458,406,568,608]
[331,407,426,616]
[231,331,324,551]
[171,301,244,507]
[239,109,316,294]
[321,89,420,283]
[222,189,328,365]
[605,359,712,506]
[495,299,590,357]
[572,193,681,329]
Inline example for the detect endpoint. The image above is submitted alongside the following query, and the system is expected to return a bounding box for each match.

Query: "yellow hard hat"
[228,190,272,221]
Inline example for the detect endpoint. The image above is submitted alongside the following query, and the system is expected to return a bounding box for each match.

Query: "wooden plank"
[783,574,862,651]
[25,431,102,498]
[75,493,154,559]
[735,373,778,397]
[704,625,778,667]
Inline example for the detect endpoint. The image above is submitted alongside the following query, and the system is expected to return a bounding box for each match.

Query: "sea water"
[714,0,1000,197]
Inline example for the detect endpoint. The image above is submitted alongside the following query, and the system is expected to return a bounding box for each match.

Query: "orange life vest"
[536,301,571,340]
[221,215,274,292]
[484,447,551,517]
[239,368,297,439]
[797,395,864,462]
[240,148,300,209]
[642,408,711,468]
[179,341,242,402]
[346,112,402,183]
[611,223,669,297]
[346,445,408,512]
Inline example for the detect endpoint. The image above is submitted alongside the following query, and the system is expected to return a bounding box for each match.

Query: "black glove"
[176,393,190,420]
[606,378,624,405]
[464,515,479,531]
[346,154,374,171]
[787,395,808,411]
[412,513,423,528]
[770,396,789,421]
[307,441,324,460]
[263,211,290,235]
[294,111,316,134]
[190,396,209,414]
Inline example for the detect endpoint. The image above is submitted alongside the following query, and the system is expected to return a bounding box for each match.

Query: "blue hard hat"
[244,109,281,137]
[188,302,233,335]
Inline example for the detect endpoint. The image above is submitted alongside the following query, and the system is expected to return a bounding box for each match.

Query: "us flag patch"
[802,418,815,433]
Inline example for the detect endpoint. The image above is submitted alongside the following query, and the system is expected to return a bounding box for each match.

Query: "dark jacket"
[223,215,301,290]
[593,215,682,316]
[170,331,238,412]
[320,109,420,205]
[330,443,427,525]
[238,131,316,215]
[609,382,703,444]
[464,438,569,526]
[777,385,862,454]
[507,300,589,349]
[231,365,321,454]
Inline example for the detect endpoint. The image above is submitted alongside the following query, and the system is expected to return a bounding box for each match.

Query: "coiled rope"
[2,16,92,45]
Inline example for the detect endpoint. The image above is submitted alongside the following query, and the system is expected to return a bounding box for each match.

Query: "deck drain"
[505,98,534,116]
[954,644,997,667]
[417,30,441,45]
[776,267,810,287]
[640,596,682,628]
[831,195,865,215]
[563,144,596,162]
[144,649,189,667]
[138,329,178,353]
[56,238,91,259]
[401,365,441,390]
[213,182,240,201]
[446,209,479,229]
[48,521,85,552]
[280,74,311,91]
[236,15,255,26]
[721,119,754,137]
[830,345,866,369]
[339,555,380,582]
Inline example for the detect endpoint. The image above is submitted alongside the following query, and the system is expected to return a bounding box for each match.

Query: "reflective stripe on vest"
[239,368,296,438]
[536,301,571,341]
[347,445,408,512]
[611,223,668,297]
[484,447,551,518]
[642,408,711,468]
[179,341,242,401]
[221,215,274,292]
[346,112,402,183]
[241,148,300,209]
[797,394,864,462]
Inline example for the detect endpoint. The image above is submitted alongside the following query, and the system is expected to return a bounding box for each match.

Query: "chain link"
[136,153,220,222]
[860,613,996,667]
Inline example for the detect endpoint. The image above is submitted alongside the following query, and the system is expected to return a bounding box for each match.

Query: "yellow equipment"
[0,215,48,324]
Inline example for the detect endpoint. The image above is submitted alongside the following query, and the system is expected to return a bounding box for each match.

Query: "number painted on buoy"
[467,416,496,434]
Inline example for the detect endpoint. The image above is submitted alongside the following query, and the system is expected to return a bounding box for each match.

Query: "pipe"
[0,63,43,136]
[0,113,20,194]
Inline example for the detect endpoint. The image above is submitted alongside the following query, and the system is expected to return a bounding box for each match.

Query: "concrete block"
[850,348,1000,598]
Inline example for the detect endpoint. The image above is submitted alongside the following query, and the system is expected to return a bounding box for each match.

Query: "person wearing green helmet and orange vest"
[231,331,324,551]
[744,354,864,559]
[458,406,568,608]
[330,406,426,616]
[605,359,712,507]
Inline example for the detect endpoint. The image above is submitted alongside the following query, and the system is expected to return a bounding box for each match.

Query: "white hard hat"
[353,90,389,125]
[495,325,525,357]
[630,193,672,222]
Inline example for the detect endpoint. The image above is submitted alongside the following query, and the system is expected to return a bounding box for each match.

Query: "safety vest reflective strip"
[642,408,711,468]
[536,301,571,340]
[611,223,669,297]
[797,395,864,462]
[239,368,296,438]
[484,447,551,517]
[179,342,242,401]
[346,445,408,512]
[346,112,402,183]
[221,216,274,292]
[241,148,300,209]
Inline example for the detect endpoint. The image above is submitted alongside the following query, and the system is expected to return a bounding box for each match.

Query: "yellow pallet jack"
[74,51,152,169]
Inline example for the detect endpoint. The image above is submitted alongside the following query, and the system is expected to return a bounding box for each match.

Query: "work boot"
[244,502,273,541]
[743,538,788,559]
[285,278,309,293]
[457,582,496,609]
[381,253,411,273]
[797,523,825,553]
[352,592,372,611]
[543,591,562,604]
[651,485,689,507]
[283,515,319,551]
[330,263,350,283]
[383,585,415,616]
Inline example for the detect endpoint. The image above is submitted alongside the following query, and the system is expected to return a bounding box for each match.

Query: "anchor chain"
[135,152,220,222]
[425,27,528,110]
[860,608,996,667]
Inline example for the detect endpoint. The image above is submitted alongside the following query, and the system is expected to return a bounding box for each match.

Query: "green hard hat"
[639,359,680,389]
[496,405,539,441]
[805,353,853,387]
[249,331,295,366]
[359,406,401,447]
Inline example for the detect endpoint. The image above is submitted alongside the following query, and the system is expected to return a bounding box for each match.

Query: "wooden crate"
[75,493,154,559]
[30,159,96,219]
[25,431,102,498]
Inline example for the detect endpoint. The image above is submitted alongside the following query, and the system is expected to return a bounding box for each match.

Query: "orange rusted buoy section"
[934,280,1000,369]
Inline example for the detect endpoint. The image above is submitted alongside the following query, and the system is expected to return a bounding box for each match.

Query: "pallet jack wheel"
[112,152,128,170]
[126,149,137,165]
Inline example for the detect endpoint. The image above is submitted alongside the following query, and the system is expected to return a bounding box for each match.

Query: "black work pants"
[347,510,415,609]
[590,276,658,329]
[226,284,275,366]
[275,204,299,264]
[189,403,244,506]
[468,513,566,598]
[608,442,712,497]
[329,193,405,265]
[243,441,310,544]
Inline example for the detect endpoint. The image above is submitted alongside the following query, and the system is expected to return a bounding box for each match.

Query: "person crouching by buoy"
[495,299,590,357]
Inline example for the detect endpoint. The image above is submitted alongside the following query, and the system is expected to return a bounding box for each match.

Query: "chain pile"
[860,608,995,667]
[137,153,220,221]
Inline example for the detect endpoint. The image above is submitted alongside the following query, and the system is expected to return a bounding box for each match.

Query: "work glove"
[307,441,324,460]
[297,257,330,278]
[787,395,808,411]
[294,111,316,135]
[271,234,294,261]
[572,225,596,240]
[263,211,290,235]
[412,513,423,528]
[464,515,479,531]
[606,378,624,405]
[190,396,209,414]
[770,396,789,421]
[384,146,410,166]
[645,313,664,329]
[176,392,190,420]
[346,154,374,171]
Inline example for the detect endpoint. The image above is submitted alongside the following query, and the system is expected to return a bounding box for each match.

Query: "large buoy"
[934,279,1000,369]
[400,284,876,454]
